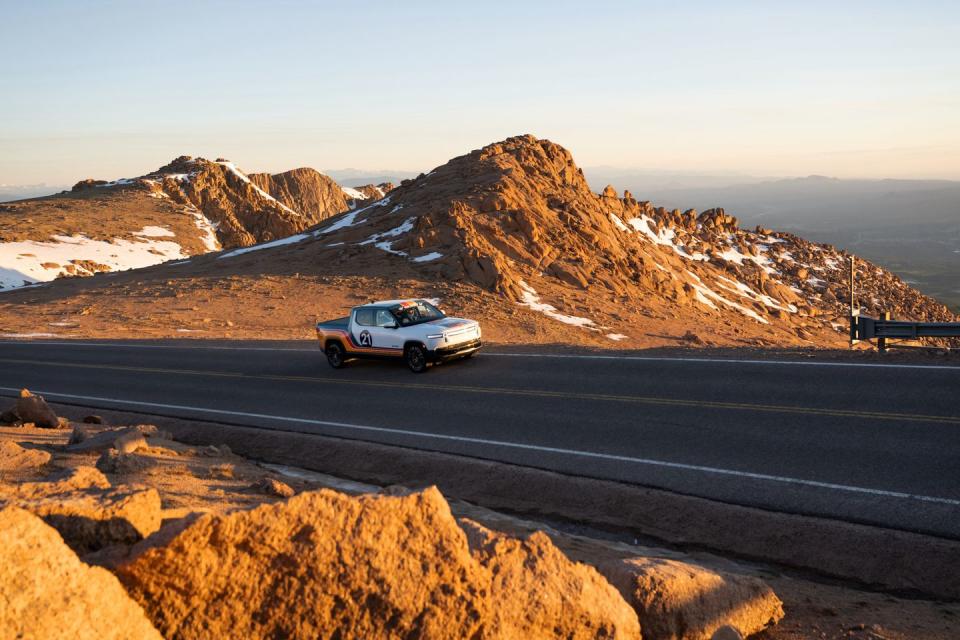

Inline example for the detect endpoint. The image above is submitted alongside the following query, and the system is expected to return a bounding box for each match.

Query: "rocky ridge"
[212,135,955,344]
[0,157,353,290]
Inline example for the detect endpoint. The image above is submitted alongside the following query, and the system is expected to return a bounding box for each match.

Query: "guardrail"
[851,313,960,350]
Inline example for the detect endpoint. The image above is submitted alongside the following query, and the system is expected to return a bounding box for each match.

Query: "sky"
[1,0,958,185]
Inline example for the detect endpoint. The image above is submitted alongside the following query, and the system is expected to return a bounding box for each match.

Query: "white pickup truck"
[315,299,482,372]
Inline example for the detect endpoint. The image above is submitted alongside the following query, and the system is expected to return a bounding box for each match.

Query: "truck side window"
[355,309,375,326]
[375,310,395,327]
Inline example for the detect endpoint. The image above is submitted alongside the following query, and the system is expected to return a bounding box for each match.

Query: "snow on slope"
[0,228,189,290]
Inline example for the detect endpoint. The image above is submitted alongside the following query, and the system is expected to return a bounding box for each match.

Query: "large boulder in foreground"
[599,556,783,640]
[0,506,162,640]
[117,486,640,639]
[0,466,161,553]
[460,519,642,638]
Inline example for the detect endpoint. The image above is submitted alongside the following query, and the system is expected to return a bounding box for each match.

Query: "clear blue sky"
[2,0,958,184]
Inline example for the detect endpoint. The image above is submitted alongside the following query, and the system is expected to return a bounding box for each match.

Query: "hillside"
[628,175,960,312]
[0,136,953,347]
[0,157,354,291]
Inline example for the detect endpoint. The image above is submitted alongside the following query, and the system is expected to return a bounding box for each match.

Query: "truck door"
[352,308,377,348]
[371,308,403,350]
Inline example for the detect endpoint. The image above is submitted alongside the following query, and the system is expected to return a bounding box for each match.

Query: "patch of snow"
[318,199,389,234]
[686,272,770,324]
[517,280,597,329]
[359,217,416,249]
[218,232,312,259]
[693,289,717,309]
[390,204,404,214]
[627,215,708,261]
[715,274,797,313]
[412,252,443,263]
[606,333,628,341]
[716,245,777,275]
[373,241,407,256]
[824,258,840,269]
[1,332,59,338]
[609,213,630,232]
[134,226,175,238]
[326,242,345,247]
[341,186,366,200]
[188,210,220,252]
[0,229,190,290]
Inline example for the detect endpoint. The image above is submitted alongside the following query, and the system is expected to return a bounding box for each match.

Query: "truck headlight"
[426,333,444,340]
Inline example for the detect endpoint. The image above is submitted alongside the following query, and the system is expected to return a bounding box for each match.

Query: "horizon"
[2,1,959,185]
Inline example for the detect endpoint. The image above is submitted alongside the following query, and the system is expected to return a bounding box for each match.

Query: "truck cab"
[315,299,482,372]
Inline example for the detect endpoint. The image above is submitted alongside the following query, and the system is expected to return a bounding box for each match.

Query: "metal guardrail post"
[849,256,859,347]
[877,311,890,352]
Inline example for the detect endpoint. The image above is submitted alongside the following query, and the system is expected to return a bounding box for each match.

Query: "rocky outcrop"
[598,557,783,640]
[0,465,162,553]
[117,486,640,639]
[249,167,350,225]
[0,506,163,640]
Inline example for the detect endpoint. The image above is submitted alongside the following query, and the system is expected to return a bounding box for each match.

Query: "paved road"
[1,340,958,538]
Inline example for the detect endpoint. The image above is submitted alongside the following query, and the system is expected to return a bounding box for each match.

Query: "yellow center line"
[2,357,958,425]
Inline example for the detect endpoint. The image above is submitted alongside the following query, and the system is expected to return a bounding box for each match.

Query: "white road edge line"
[3,385,958,507]
[2,340,960,370]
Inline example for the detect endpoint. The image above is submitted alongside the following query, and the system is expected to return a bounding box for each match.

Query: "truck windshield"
[390,300,444,327]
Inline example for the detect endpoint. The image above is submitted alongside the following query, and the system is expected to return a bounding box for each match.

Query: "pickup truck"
[315,299,482,372]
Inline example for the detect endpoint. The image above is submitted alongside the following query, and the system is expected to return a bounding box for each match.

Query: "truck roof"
[356,299,422,308]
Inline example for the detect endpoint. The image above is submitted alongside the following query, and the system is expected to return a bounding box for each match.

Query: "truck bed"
[316,317,349,330]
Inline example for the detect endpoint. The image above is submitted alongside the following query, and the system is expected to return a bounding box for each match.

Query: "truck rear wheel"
[405,344,428,373]
[326,342,346,369]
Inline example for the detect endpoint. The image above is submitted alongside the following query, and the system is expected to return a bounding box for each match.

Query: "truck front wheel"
[404,344,428,373]
[326,342,346,369]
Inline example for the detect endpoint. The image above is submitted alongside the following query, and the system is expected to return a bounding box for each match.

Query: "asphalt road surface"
[1,339,958,539]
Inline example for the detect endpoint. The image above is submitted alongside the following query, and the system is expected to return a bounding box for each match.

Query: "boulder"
[0,440,52,473]
[0,506,162,640]
[96,449,156,475]
[117,486,640,640]
[14,388,59,428]
[115,431,147,454]
[253,476,296,498]
[67,424,163,453]
[0,466,161,553]
[461,519,642,639]
[597,556,783,640]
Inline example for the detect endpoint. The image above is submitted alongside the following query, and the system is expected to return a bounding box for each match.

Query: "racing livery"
[315,299,481,372]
